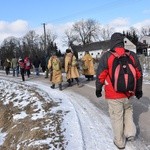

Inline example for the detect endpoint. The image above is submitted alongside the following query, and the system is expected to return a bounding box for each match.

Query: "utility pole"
[42,23,47,54]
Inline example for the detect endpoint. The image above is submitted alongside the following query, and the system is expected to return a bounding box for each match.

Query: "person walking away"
[18,58,25,81]
[4,58,11,75]
[81,51,95,81]
[45,54,50,78]
[11,56,18,77]
[64,49,80,87]
[33,55,41,76]
[95,32,143,149]
[24,57,32,78]
[16,60,20,77]
[47,52,63,91]
[40,55,46,73]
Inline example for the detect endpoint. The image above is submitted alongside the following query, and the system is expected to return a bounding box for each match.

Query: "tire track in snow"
[66,95,86,150]
[64,91,117,150]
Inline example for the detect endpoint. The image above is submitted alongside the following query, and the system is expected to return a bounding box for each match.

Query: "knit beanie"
[110,32,124,50]
[66,49,72,53]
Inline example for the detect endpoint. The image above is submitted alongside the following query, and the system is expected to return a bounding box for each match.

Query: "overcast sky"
[0,0,150,52]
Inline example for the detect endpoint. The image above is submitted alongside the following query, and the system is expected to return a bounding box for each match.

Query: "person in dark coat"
[40,55,46,73]
[45,54,50,78]
[33,55,41,76]
[95,32,143,149]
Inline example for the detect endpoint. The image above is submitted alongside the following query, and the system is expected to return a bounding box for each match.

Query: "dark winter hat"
[110,32,124,50]
[66,48,72,53]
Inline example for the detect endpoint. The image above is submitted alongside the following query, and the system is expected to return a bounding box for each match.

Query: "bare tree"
[100,25,114,41]
[141,26,150,36]
[69,19,100,45]
[74,19,99,44]
[22,30,40,58]
[1,37,22,59]
[63,29,77,47]
[40,29,57,51]
[23,30,39,47]
[46,30,57,45]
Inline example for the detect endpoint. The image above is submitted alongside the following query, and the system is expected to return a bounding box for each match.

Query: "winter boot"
[51,84,55,89]
[67,79,72,87]
[59,84,62,91]
[75,78,81,87]
[71,78,74,82]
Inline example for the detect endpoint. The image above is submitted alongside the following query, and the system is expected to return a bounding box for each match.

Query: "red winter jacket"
[24,57,31,70]
[95,47,143,99]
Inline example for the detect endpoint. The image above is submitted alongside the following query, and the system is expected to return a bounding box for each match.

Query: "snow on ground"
[20,79,117,150]
[143,70,150,85]
[0,71,149,150]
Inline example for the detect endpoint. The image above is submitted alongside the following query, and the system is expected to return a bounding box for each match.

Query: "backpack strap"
[110,51,119,58]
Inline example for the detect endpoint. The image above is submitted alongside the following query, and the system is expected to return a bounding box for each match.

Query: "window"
[143,40,146,44]
[143,49,146,53]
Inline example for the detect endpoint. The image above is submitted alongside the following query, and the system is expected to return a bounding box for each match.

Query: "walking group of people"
[3,56,32,81]
[2,32,143,149]
[3,53,51,82]
[47,48,96,90]
[33,33,143,150]
[3,48,96,89]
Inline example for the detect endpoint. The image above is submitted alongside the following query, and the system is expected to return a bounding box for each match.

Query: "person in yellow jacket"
[47,52,63,91]
[81,51,95,81]
[64,49,80,87]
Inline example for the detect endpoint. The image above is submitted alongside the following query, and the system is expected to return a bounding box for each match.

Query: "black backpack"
[110,52,137,92]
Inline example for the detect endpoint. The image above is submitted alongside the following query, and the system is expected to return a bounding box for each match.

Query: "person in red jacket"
[95,32,143,149]
[24,56,32,78]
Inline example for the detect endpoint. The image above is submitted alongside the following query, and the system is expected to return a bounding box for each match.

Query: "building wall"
[78,49,103,59]
[77,38,136,59]
[147,48,150,56]
[124,38,136,53]
[140,36,150,46]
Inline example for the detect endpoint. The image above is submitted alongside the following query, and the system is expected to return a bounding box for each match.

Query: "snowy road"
[0,72,149,150]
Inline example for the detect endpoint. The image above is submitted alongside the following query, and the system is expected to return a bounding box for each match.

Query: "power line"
[48,1,119,23]
[47,0,140,23]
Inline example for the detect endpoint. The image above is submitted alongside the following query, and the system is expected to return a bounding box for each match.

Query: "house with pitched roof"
[71,37,136,59]
[140,35,150,46]
[71,40,110,60]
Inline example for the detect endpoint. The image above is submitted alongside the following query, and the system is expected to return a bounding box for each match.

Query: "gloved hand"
[135,91,143,99]
[96,90,102,98]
